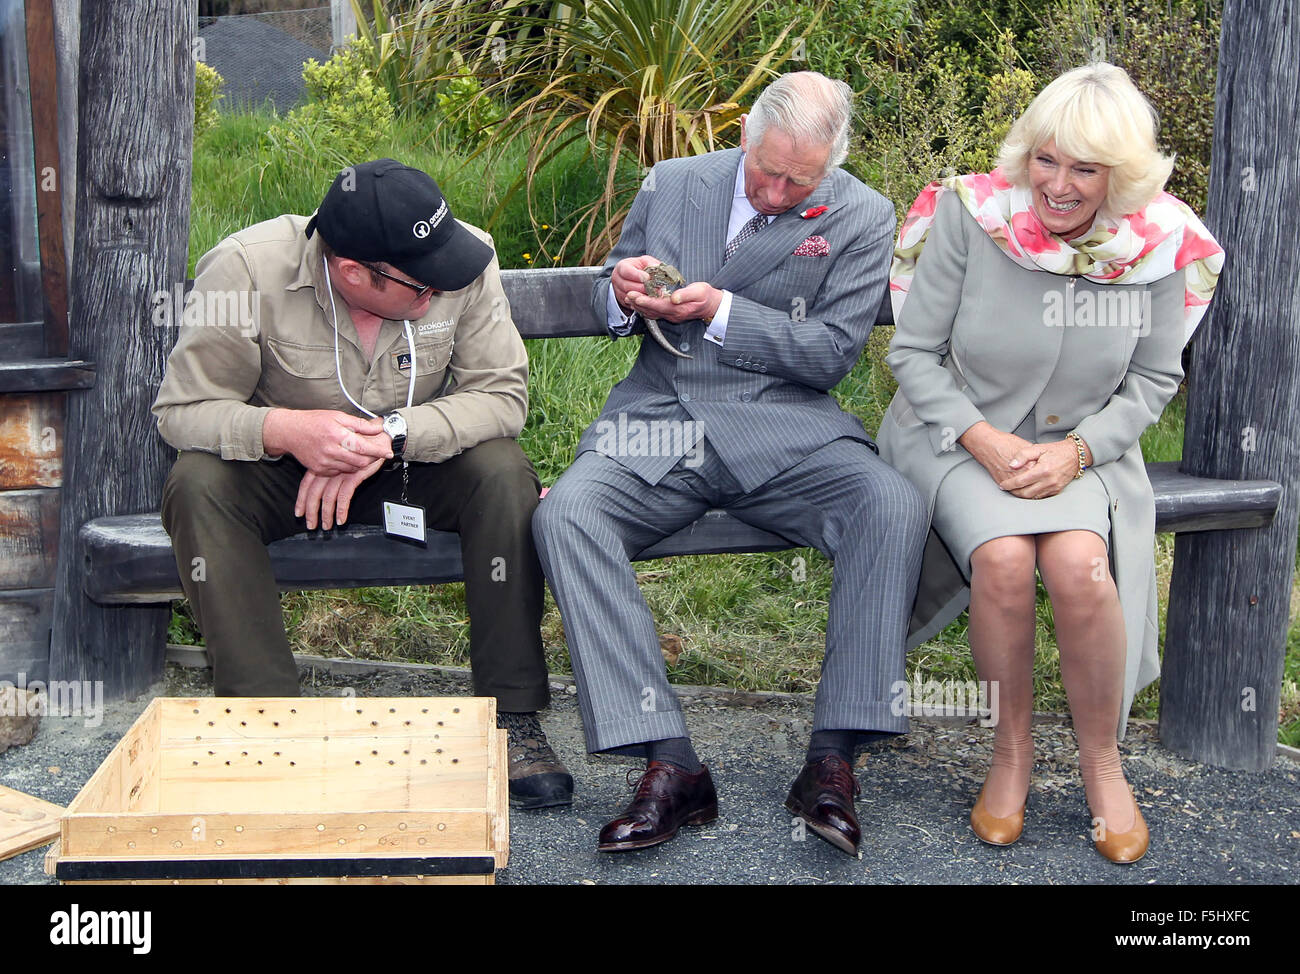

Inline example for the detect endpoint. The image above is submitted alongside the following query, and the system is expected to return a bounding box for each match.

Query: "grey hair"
[746,71,853,171]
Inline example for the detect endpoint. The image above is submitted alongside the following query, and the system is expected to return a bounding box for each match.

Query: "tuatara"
[638,263,693,359]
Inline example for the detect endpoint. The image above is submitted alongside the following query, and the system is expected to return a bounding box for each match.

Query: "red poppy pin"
[800,205,828,219]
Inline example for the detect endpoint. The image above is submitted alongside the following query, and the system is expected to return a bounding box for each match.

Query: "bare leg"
[968,535,1038,817]
[1036,530,1135,833]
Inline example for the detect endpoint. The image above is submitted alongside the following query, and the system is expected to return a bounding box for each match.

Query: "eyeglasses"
[363,262,436,298]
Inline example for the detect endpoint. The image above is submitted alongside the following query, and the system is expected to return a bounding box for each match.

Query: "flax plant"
[370,0,824,263]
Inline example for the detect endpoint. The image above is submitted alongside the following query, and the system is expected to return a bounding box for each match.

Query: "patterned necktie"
[723,212,768,263]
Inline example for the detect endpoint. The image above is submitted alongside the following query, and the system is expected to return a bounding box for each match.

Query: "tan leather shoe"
[970,786,1025,846]
[1093,799,1149,863]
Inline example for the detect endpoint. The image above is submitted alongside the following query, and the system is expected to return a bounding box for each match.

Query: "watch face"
[384,413,407,437]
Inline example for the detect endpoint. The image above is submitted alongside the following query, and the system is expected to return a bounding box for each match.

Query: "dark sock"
[497,711,543,738]
[647,736,701,773]
[807,729,857,764]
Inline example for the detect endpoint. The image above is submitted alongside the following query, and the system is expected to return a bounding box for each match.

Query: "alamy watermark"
[1,674,103,728]
[151,284,260,337]
[592,414,705,468]
[1043,288,1150,336]
[890,672,999,727]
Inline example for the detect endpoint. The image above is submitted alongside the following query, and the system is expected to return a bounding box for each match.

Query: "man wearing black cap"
[153,159,572,809]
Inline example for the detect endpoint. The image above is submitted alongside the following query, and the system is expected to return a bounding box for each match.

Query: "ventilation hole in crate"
[290,708,297,714]
[371,750,378,755]
[215,839,224,847]
[403,750,410,755]
[356,709,363,715]
[150,827,158,834]
[316,824,325,832]
[127,841,136,849]
[323,736,330,741]
[195,736,202,741]
[225,708,231,714]
[338,838,346,846]
[389,708,396,713]
[273,721,280,727]
[422,708,429,714]
[453,707,460,713]
[192,708,199,714]
[437,823,446,832]
[357,824,366,831]
[418,837,427,846]
[172,840,182,849]
[289,761,296,767]
[452,758,459,764]
[208,721,214,727]
[240,721,247,727]
[420,759,427,765]
[273,751,280,757]
[192,761,198,766]
[388,760,395,766]
[355,760,361,766]
[241,751,248,757]
[257,761,263,766]
[371,721,378,727]
[398,823,407,831]
[225,761,231,766]
[208,750,215,756]
[404,721,411,726]
[235,826,244,833]
[107,827,116,834]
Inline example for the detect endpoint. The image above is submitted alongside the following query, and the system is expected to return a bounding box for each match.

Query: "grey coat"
[876,192,1188,737]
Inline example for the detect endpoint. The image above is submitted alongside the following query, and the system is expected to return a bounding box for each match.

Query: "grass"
[178,109,1300,748]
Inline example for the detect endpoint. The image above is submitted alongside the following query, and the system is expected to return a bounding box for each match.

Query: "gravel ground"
[2,658,1297,886]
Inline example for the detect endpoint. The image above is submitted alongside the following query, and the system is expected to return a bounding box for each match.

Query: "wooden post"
[48,1,194,697]
[24,0,69,357]
[1161,0,1299,769]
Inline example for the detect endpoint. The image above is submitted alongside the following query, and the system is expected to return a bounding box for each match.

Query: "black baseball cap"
[305,159,494,292]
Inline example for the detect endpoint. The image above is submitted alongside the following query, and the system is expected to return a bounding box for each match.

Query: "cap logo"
[412,221,431,239]
[430,199,449,230]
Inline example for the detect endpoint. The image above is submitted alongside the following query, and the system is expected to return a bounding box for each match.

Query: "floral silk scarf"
[890,169,1225,342]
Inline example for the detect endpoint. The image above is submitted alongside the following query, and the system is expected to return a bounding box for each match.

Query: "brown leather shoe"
[970,786,1025,846]
[597,761,718,852]
[784,755,862,856]
[1093,797,1149,864]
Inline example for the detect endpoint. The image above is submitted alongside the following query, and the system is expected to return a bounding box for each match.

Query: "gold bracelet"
[1066,432,1087,479]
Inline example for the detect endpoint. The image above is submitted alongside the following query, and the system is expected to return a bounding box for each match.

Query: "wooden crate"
[47,697,508,885]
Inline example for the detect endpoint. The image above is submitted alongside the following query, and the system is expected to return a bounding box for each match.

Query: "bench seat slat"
[79,464,1281,604]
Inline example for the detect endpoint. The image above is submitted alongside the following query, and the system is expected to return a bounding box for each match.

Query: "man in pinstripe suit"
[532,72,928,857]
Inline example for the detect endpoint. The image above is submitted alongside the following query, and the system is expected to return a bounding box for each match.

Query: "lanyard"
[322,256,416,416]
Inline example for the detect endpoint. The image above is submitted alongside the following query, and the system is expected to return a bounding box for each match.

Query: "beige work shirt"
[152,214,528,463]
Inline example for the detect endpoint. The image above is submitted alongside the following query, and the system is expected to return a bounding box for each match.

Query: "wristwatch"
[383,412,408,459]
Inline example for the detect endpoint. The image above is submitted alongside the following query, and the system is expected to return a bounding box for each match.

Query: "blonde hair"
[996,62,1175,217]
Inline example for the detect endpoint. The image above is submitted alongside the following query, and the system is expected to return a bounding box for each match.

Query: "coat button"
[759,366,768,373]
[680,393,691,402]
[735,358,744,366]
[741,392,752,402]
[1046,414,1060,425]
[680,342,690,352]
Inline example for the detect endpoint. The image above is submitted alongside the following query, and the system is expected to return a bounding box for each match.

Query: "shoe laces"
[819,756,859,798]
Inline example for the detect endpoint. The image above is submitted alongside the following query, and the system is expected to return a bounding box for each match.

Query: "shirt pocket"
[391,334,455,403]
[260,338,342,409]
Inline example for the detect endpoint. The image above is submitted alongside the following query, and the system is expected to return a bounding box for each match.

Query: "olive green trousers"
[161,438,549,710]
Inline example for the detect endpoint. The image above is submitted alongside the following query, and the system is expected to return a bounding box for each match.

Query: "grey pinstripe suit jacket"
[582,147,897,493]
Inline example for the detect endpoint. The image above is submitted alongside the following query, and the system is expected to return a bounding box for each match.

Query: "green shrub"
[194,60,224,136]
[435,65,502,149]
[259,38,396,208]
[266,38,395,168]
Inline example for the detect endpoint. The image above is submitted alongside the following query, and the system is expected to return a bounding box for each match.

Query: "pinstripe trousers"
[532,436,928,754]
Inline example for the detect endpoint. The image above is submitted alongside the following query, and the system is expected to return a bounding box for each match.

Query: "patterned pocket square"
[793,235,829,257]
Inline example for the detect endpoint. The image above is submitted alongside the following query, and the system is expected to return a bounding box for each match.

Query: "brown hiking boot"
[497,711,574,810]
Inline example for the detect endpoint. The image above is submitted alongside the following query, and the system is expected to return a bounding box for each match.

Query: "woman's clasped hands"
[959,421,1087,499]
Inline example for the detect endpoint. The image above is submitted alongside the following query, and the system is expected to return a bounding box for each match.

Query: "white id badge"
[382,500,427,545]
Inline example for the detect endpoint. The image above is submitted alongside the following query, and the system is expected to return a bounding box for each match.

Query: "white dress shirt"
[607,154,773,345]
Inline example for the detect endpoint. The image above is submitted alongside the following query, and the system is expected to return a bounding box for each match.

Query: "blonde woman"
[877,63,1224,862]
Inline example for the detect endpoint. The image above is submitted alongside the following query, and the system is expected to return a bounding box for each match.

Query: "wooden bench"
[77,267,1282,688]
